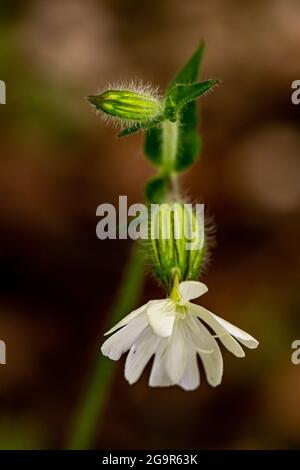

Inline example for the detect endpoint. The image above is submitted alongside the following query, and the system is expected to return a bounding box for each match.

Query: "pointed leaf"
[145,176,169,203]
[118,124,142,137]
[167,42,206,171]
[143,42,219,173]
[118,116,164,137]
[166,80,218,114]
[144,126,163,166]
[169,40,205,87]
[175,111,202,171]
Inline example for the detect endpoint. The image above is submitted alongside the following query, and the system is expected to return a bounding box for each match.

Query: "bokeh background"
[0,0,300,450]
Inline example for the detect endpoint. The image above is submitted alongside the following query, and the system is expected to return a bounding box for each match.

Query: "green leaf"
[176,114,202,171]
[169,40,205,87]
[144,42,219,173]
[166,44,218,172]
[144,42,206,166]
[164,42,207,170]
[166,80,218,113]
[118,124,142,137]
[144,126,163,166]
[173,96,200,172]
[118,116,164,137]
[145,176,169,203]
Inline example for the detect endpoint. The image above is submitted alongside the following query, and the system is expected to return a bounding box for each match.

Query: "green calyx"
[88,89,162,124]
[148,202,205,293]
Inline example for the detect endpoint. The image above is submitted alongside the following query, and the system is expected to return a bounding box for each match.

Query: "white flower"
[101,280,259,391]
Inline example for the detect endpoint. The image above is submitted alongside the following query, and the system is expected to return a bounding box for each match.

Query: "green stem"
[162,120,180,200]
[162,120,178,174]
[67,244,145,449]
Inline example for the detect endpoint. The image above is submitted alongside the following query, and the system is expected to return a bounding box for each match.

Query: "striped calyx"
[148,202,205,292]
[88,89,162,124]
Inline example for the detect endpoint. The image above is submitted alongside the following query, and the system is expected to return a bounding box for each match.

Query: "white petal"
[101,313,147,360]
[149,340,173,387]
[210,313,259,349]
[179,346,200,391]
[165,320,187,383]
[179,281,208,302]
[104,302,148,336]
[147,299,176,338]
[190,304,245,357]
[187,315,223,387]
[125,327,159,385]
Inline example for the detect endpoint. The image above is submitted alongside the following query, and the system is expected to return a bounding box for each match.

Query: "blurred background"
[0,0,300,450]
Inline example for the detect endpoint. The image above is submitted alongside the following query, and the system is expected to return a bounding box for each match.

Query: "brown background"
[0,0,300,449]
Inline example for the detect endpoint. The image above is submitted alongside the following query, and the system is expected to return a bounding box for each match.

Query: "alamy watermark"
[0,340,6,365]
[291,80,300,105]
[0,80,6,104]
[96,197,205,250]
[0,81,7,364]
[291,340,300,365]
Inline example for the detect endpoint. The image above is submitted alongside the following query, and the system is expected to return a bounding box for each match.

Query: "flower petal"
[190,304,245,357]
[125,327,159,385]
[149,340,173,388]
[165,320,187,383]
[101,313,147,360]
[210,313,259,349]
[187,315,223,387]
[147,299,176,337]
[179,347,200,391]
[104,303,148,336]
[179,281,208,302]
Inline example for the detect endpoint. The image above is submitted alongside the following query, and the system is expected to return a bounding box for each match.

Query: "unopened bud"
[88,86,162,124]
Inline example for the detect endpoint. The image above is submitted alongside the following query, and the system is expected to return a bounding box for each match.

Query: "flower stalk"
[162,120,179,176]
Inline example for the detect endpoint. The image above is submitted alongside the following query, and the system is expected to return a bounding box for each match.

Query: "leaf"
[144,42,205,165]
[145,176,169,204]
[144,126,163,166]
[143,42,219,173]
[176,112,202,171]
[118,124,142,137]
[169,40,205,87]
[166,80,218,113]
[166,44,218,172]
[173,99,200,172]
[118,116,164,137]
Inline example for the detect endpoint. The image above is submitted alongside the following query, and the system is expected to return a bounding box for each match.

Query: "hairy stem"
[162,120,178,174]
[162,121,180,201]
[162,120,180,200]
[67,244,145,449]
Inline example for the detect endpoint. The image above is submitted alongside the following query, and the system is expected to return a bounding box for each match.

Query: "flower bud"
[148,202,205,292]
[88,87,162,124]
